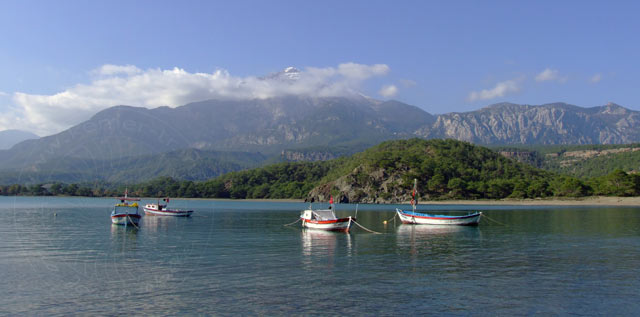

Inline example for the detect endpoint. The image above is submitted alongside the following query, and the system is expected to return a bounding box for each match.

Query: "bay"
[1,196,639,315]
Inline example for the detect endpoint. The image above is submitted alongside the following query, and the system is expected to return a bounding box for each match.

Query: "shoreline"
[407,196,640,206]
[2,195,639,206]
[199,196,640,206]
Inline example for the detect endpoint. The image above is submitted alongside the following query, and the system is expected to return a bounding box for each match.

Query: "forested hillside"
[5,139,640,201]
[493,143,640,178]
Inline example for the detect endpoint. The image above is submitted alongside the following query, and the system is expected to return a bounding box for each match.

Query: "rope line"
[126,215,140,229]
[383,213,397,224]
[351,219,382,234]
[481,213,508,226]
[283,218,302,226]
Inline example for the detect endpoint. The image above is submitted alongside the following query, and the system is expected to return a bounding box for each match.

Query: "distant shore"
[3,195,639,206]
[230,196,640,206]
[397,196,640,206]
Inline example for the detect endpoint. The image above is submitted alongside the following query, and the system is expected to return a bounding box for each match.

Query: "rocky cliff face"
[306,165,414,204]
[417,102,640,144]
[498,150,543,167]
[280,150,338,162]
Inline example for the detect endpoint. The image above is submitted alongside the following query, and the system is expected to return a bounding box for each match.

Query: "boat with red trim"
[111,190,141,226]
[300,196,353,232]
[143,198,193,217]
[395,178,481,226]
[300,209,353,232]
[396,208,481,225]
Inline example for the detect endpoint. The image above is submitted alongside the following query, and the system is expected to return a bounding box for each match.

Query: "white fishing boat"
[396,208,481,225]
[111,190,141,226]
[395,179,481,226]
[300,196,353,232]
[143,198,193,217]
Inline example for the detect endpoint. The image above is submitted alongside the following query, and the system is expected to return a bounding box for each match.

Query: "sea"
[1,196,639,315]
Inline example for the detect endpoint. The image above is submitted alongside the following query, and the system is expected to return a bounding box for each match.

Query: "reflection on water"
[395,224,482,267]
[142,214,194,233]
[397,224,466,236]
[110,224,138,252]
[300,229,352,268]
[3,197,640,315]
[143,215,172,233]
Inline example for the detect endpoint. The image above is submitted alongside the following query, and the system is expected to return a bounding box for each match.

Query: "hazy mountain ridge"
[419,102,640,144]
[0,95,424,170]
[1,97,639,184]
[0,148,266,184]
[0,129,39,150]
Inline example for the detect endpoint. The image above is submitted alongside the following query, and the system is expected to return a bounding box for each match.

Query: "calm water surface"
[1,196,639,315]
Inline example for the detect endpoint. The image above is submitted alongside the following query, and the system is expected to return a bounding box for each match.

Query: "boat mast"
[411,179,418,212]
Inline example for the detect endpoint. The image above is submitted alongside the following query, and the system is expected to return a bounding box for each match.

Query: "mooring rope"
[283,218,302,226]
[382,212,397,224]
[481,213,507,226]
[351,219,382,234]
[126,215,140,229]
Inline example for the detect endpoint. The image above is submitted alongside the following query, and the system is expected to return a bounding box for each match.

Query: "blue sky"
[0,0,638,135]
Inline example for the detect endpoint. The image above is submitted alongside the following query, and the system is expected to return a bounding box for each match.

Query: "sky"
[0,0,639,136]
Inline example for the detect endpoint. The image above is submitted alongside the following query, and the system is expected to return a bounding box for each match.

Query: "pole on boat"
[411,178,418,213]
[355,203,358,219]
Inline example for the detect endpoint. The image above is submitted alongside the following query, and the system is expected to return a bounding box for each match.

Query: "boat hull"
[143,207,193,217]
[396,209,481,226]
[111,213,141,226]
[301,217,353,232]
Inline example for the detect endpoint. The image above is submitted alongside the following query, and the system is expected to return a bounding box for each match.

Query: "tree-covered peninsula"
[2,139,640,201]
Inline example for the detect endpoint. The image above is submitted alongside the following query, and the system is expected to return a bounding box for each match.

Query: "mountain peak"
[0,129,40,150]
[263,67,301,81]
[483,102,524,111]
[600,102,627,115]
[283,66,300,73]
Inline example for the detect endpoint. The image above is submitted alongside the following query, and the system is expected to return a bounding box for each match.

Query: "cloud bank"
[535,68,567,83]
[1,63,391,136]
[379,84,398,97]
[468,78,522,102]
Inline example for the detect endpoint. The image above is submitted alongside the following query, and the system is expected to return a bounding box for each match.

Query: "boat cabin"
[145,203,166,211]
[301,209,337,221]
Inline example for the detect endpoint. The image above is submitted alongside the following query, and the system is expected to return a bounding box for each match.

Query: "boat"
[396,208,481,225]
[143,198,193,217]
[300,196,353,232]
[111,190,141,226]
[395,179,481,226]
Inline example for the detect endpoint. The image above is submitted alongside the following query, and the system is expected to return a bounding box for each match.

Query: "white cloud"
[590,73,602,83]
[535,68,567,83]
[468,78,522,102]
[94,64,142,76]
[0,63,390,136]
[379,85,398,98]
[337,63,389,80]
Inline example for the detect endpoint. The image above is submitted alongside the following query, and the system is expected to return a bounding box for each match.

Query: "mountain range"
[1,96,639,184]
[0,129,39,150]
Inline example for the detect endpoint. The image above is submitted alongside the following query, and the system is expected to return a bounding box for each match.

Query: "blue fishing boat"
[396,179,481,225]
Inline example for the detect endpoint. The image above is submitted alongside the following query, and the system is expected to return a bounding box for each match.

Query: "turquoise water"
[1,196,640,315]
